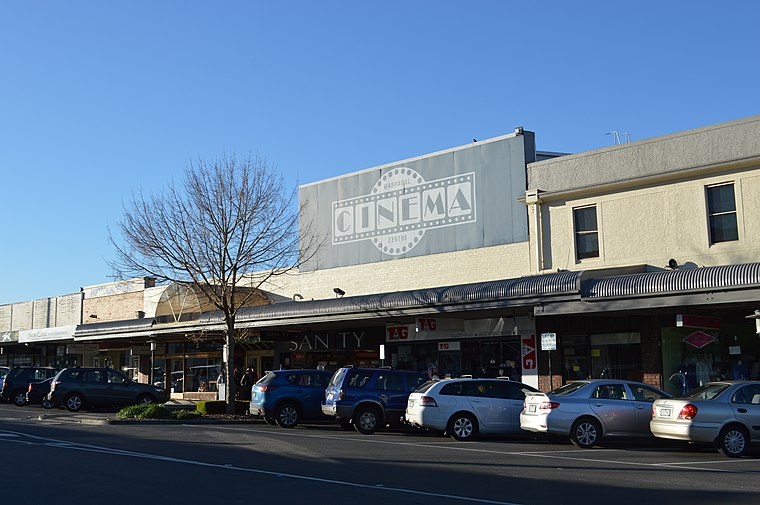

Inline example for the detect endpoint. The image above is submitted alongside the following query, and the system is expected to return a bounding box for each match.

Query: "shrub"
[116,403,172,419]
[173,409,203,420]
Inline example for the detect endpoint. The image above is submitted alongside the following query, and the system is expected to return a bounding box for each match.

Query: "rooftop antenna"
[620,132,632,143]
[605,131,620,145]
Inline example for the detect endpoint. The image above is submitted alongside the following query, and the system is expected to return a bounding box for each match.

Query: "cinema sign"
[332,167,476,256]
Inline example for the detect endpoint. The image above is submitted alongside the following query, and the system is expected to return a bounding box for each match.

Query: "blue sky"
[1,1,759,305]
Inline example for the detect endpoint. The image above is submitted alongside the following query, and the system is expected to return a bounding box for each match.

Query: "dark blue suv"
[250,369,333,428]
[322,367,427,434]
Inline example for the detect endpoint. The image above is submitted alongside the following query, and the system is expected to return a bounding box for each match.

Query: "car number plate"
[659,407,671,418]
[528,404,537,413]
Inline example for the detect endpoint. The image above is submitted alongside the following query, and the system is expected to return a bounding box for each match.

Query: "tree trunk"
[225,319,236,415]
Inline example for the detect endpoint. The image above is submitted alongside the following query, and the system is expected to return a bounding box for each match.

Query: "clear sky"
[1,1,759,305]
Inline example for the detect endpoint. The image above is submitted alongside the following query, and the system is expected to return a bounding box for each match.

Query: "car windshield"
[549,382,588,396]
[682,383,729,400]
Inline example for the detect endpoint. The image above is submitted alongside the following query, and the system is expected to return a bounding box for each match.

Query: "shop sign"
[438,341,460,352]
[521,334,537,370]
[417,318,437,331]
[288,331,367,352]
[682,331,717,349]
[332,168,476,256]
[676,314,721,330]
[387,325,413,341]
[66,343,99,354]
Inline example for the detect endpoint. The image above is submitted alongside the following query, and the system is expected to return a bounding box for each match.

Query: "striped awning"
[582,263,760,299]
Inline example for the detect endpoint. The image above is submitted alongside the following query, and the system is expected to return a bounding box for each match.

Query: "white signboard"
[540,332,557,351]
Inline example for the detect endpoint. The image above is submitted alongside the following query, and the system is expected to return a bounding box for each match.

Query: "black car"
[48,367,167,412]
[1,366,58,406]
[26,378,55,408]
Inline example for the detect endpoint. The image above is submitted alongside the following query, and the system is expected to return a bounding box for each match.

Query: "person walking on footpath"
[240,367,257,401]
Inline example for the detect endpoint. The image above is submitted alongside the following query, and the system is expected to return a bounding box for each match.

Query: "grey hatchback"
[48,367,167,412]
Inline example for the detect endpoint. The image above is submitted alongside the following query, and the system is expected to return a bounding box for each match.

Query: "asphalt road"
[1,404,759,504]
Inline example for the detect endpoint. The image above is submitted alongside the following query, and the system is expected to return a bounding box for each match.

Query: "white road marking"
[0,429,525,505]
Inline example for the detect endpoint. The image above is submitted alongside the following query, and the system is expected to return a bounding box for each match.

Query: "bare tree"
[110,154,318,413]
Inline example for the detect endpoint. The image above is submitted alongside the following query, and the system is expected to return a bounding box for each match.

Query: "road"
[1,404,759,504]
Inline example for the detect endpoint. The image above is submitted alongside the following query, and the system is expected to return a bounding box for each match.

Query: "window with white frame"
[706,183,738,244]
[573,205,599,260]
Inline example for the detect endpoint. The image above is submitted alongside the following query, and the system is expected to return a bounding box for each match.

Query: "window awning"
[200,271,583,326]
[582,263,760,299]
[74,317,156,341]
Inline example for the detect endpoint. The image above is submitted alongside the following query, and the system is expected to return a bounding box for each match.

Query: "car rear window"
[684,383,729,400]
[550,382,587,396]
[415,380,438,394]
[407,374,428,391]
[328,368,349,388]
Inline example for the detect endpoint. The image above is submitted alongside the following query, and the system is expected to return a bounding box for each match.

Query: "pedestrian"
[233,367,243,400]
[240,367,257,401]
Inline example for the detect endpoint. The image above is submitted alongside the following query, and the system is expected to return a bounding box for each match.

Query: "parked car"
[322,367,428,434]
[405,378,539,441]
[1,366,58,406]
[26,377,55,408]
[0,366,9,392]
[250,369,334,428]
[650,380,760,457]
[520,379,670,448]
[47,367,167,412]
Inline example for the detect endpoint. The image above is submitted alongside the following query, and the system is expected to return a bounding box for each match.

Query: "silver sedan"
[520,379,670,448]
[650,381,760,457]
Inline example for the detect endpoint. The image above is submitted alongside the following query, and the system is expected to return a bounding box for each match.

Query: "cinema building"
[2,115,759,397]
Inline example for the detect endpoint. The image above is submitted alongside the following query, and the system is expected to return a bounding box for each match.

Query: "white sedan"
[405,378,538,441]
[650,381,760,457]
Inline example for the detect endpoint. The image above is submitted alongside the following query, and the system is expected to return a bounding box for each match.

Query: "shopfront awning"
[200,271,583,327]
[538,263,760,315]
[19,325,77,344]
[74,317,156,341]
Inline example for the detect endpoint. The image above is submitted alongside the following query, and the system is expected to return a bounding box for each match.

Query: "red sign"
[676,314,721,330]
[682,331,717,349]
[521,334,537,370]
[417,318,437,331]
[386,326,409,341]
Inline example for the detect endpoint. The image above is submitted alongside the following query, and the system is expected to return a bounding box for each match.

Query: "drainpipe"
[525,189,543,274]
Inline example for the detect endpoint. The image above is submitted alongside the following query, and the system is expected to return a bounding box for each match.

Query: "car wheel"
[570,418,601,449]
[447,412,477,441]
[354,406,381,435]
[338,418,353,430]
[263,416,277,426]
[717,425,748,458]
[137,395,156,405]
[65,394,84,412]
[12,390,28,407]
[42,398,55,409]
[275,403,300,428]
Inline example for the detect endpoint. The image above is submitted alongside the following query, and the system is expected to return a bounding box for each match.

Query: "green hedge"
[116,403,202,420]
[196,400,248,415]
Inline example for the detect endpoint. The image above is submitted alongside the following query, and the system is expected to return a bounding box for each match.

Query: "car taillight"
[256,385,279,392]
[419,396,438,407]
[678,404,698,420]
[539,401,560,411]
[338,389,344,401]
[27,384,33,392]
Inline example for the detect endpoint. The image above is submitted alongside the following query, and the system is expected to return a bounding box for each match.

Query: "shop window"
[573,205,599,260]
[706,183,738,244]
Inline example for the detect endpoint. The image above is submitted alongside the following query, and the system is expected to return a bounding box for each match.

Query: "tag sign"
[541,333,557,351]
[438,341,461,351]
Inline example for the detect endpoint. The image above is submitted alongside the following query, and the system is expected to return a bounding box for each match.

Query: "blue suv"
[322,367,427,434]
[250,369,334,428]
